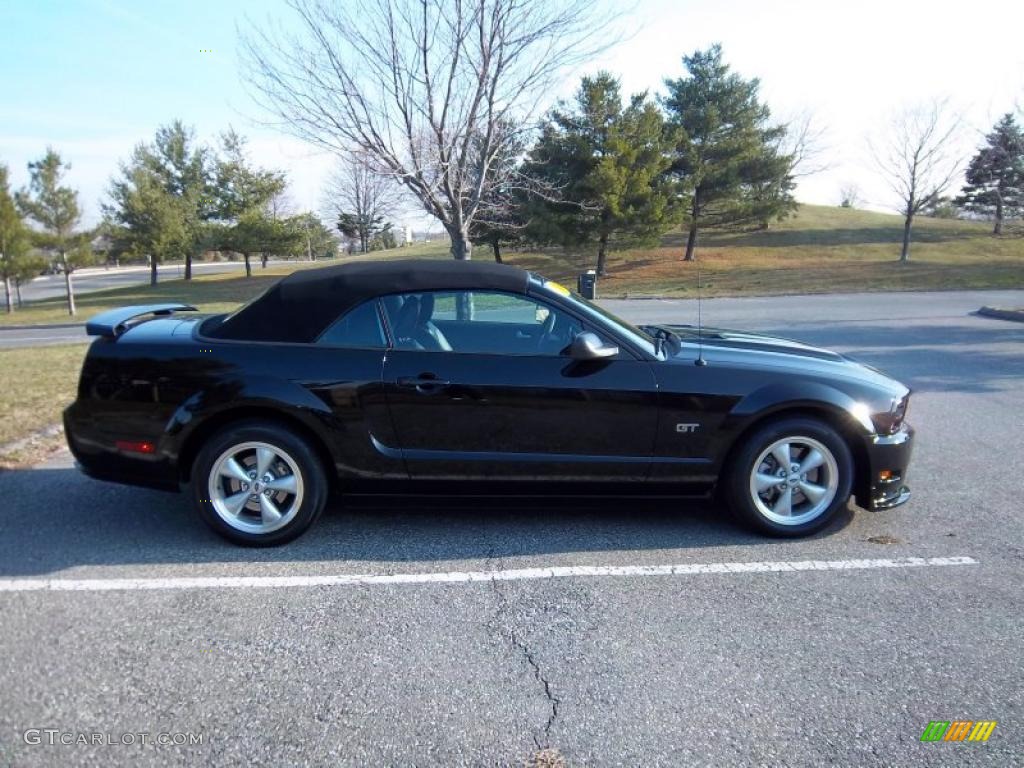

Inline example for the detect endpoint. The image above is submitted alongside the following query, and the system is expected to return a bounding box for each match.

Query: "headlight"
[871,395,909,435]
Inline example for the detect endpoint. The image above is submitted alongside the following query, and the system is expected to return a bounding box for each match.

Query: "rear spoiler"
[86,303,198,338]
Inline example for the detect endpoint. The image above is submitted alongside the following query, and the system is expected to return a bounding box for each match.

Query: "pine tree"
[662,45,794,261]
[15,149,86,315]
[105,121,215,284]
[213,131,288,276]
[955,114,1024,235]
[524,73,679,276]
[0,164,33,312]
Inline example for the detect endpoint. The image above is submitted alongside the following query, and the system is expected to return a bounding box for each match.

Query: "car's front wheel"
[724,416,853,537]
[192,421,327,546]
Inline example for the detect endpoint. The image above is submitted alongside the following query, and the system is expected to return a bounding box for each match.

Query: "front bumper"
[860,423,914,510]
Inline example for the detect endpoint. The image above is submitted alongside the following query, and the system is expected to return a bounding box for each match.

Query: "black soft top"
[208,258,531,343]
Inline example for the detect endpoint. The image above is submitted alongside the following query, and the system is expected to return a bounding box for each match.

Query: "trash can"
[578,269,598,300]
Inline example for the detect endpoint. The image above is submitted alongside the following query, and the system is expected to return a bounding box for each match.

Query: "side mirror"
[568,331,619,360]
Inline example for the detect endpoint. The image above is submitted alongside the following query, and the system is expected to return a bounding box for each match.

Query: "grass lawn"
[511,205,1024,298]
[0,344,88,466]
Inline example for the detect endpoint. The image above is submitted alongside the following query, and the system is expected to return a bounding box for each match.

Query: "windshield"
[531,277,660,357]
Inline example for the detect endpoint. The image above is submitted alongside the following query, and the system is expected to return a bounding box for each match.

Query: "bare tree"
[267,188,297,221]
[780,110,831,179]
[839,183,861,209]
[322,155,404,253]
[870,100,962,261]
[241,0,610,260]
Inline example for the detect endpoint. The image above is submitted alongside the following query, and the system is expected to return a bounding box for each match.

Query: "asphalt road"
[1,291,1022,766]
[17,261,251,305]
[0,261,261,349]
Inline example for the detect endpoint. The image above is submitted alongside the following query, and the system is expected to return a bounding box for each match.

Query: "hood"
[661,324,906,395]
[665,325,844,362]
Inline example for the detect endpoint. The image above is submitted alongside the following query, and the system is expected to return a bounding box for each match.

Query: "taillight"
[115,440,156,454]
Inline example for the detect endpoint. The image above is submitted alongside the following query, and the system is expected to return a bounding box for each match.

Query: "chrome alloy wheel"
[749,436,839,526]
[207,441,305,535]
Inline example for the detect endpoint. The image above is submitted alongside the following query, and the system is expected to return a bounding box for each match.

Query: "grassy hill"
[1,204,1021,327]
[511,204,1024,298]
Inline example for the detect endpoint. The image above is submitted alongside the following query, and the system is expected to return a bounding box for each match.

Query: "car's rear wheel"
[192,421,327,546]
[724,416,853,537]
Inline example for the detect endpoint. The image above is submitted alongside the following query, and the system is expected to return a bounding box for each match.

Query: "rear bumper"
[860,424,914,511]
[64,402,180,492]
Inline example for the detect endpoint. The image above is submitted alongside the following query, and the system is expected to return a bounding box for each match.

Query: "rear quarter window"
[316,300,386,348]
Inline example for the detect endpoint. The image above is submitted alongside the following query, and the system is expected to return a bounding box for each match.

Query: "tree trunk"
[261,253,268,268]
[244,253,252,277]
[185,253,193,280]
[15,278,23,308]
[62,252,76,316]
[994,200,1003,235]
[450,230,472,261]
[684,222,698,262]
[3,276,12,313]
[492,240,502,264]
[900,212,913,262]
[684,194,699,262]
[596,232,609,277]
[150,258,158,286]
[449,229,473,319]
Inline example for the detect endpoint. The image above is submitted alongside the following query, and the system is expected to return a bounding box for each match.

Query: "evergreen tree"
[15,149,87,315]
[288,212,337,260]
[955,113,1024,234]
[662,45,793,261]
[524,73,679,276]
[213,131,288,276]
[105,121,215,284]
[0,164,34,312]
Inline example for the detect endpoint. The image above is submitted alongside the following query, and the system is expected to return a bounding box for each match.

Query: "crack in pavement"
[485,549,560,749]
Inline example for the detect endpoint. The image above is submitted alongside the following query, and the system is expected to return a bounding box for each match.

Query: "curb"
[976,306,1024,323]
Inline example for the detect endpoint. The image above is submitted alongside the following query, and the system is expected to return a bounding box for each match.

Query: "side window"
[383,290,584,356]
[316,300,386,348]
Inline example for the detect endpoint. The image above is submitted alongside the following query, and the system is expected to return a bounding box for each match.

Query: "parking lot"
[1,290,1022,766]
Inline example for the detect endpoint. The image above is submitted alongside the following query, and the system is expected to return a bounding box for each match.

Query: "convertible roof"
[209,258,531,343]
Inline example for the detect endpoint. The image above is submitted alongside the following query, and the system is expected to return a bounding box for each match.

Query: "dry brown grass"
[0,344,87,465]
[525,747,568,768]
[504,205,1024,297]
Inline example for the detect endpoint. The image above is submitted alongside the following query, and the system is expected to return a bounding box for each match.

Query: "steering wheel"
[535,310,557,352]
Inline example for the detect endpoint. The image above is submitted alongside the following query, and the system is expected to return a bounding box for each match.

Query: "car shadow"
[0,467,853,577]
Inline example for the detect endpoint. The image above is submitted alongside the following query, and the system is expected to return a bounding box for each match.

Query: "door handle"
[397,374,452,391]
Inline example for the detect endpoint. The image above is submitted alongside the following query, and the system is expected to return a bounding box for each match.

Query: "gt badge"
[676,423,700,433]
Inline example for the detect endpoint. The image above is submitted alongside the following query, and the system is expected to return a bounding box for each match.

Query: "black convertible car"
[64,260,913,545]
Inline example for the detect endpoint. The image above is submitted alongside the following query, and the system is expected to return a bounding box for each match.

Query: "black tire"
[723,416,853,537]
[191,420,328,546]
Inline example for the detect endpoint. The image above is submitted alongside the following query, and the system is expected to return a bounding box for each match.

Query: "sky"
[2,0,1023,229]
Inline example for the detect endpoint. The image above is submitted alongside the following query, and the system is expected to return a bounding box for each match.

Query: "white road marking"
[0,556,977,594]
